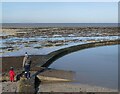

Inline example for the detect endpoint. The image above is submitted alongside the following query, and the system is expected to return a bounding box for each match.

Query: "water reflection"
[50,45,118,89]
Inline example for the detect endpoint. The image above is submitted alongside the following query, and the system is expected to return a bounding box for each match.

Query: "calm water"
[2,23,118,28]
[49,45,118,89]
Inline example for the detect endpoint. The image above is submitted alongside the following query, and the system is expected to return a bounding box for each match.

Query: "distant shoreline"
[2,23,118,28]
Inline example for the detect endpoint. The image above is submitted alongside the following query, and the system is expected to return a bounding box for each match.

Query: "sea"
[50,45,118,89]
[2,23,118,28]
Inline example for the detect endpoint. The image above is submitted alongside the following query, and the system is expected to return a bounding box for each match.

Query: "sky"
[2,2,118,23]
[1,0,120,2]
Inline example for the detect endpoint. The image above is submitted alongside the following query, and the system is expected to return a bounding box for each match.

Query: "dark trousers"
[24,65,30,79]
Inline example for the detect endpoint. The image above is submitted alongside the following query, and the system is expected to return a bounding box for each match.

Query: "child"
[9,67,15,82]
[16,71,25,81]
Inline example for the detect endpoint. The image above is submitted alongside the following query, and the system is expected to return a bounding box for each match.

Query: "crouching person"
[16,71,25,81]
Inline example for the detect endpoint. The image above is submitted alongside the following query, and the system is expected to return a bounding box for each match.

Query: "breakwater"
[41,40,119,68]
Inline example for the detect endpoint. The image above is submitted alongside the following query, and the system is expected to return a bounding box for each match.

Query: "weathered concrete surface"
[17,77,35,93]
[2,82,17,93]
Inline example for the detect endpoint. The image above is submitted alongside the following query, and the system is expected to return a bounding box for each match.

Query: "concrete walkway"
[2,82,17,93]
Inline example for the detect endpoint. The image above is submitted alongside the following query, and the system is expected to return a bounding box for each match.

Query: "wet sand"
[1,55,42,73]
[1,81,118,93]
[38,68,75,81]
[39,82,118,92]
[37,69,118,92]
[2,56,24,73]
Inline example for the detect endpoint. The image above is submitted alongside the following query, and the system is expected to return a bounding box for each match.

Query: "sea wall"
[42,40,119,67]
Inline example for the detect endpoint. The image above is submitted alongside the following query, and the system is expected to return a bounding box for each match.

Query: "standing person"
[23,56,32,79]
[22,52,28,71]
[9,67,15,82]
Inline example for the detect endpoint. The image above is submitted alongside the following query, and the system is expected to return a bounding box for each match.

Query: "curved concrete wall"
[42,40,119,67]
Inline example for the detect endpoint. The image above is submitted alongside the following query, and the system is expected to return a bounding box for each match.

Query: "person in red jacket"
[9,67,15,82]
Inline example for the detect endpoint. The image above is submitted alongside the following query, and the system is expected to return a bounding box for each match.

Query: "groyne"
[41,40,119,68]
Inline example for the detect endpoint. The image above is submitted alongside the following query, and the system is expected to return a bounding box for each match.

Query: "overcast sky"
[2,2,118,23]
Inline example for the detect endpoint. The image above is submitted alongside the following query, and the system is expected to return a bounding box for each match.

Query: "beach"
[1,41,119,93]
[1,26,119,93]
[1,1,119,93]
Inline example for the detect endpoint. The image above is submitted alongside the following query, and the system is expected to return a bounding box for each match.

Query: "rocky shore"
[1,27,119,54]
[1,26,119,93]
[2,27,118,38]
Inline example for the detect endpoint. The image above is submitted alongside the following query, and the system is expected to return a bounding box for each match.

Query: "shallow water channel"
[49,45,118,89]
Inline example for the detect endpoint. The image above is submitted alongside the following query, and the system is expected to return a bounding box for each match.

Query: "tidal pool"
[49,45,118,89]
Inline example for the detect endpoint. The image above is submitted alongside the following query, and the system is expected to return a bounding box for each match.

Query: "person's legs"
[28,65,30,78]
[25,72,30,79]
[25,71,27,78]
[24,65,28,72]
[27,72,30,79]
[26,65,30,79]
[25,65,29,79]
[12,76,14,82]
[24,65,27,78]
[24,65,31,79]
[10,76,12,82]
[10,76,14,82]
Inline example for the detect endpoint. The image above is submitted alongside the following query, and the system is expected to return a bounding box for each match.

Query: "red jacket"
[9,70,15,77]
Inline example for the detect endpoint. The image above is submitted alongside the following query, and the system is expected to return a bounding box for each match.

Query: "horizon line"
[0,22,120,24]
